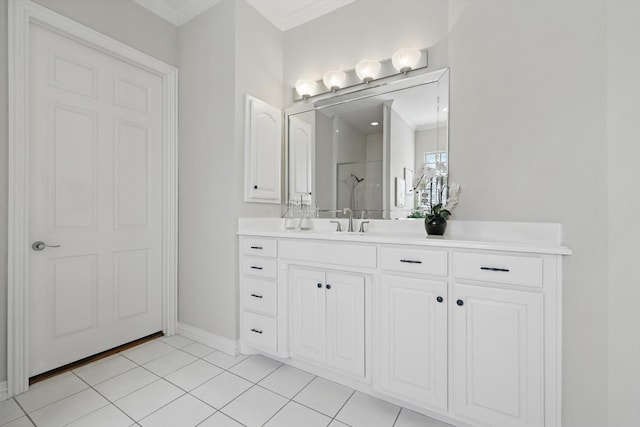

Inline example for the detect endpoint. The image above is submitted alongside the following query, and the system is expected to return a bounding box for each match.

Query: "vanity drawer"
[279,240,377,269]
[242,278,277,316]
[453,252,543,288]
[240,237,277,258]
[242,311,277,351]
[380,246,448,277]
[241,256,277,279]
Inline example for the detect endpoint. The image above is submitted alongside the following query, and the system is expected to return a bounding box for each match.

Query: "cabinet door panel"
[325,272,365,377]
[453,284,543,427]
[245,96,281,203]
[290,268,325,363]
[379,275,447,411]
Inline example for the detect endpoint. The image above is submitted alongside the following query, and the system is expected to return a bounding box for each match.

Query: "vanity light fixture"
[293,48,427,101]
[391,48,421,73]
[322,70,347,91]
[355,59,381,83]
[295,79,316,99]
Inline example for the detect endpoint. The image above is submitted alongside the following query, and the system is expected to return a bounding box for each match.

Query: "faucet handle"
[330,220,342,232]
[359,220,370,233]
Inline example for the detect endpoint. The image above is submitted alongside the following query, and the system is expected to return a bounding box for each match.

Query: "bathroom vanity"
[238,218,570,427]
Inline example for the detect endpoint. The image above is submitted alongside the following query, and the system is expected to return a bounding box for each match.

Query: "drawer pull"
[250,293,263,299]
[250,328,263,334]
[400,259,422,264]
[250,266,263,270]
[480,266,510,272]
[250,246,263,250]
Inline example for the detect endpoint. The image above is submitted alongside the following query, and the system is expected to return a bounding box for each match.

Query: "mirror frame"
[284,67,450,217]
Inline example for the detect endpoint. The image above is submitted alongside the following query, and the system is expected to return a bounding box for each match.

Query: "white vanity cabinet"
[290,267,365,377]
[239,237,279,352]
[238,221,568,427]
[450,251,548,427]
[378,246,449,411]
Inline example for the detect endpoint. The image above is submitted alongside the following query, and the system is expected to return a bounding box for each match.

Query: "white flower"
[444,183,461,211]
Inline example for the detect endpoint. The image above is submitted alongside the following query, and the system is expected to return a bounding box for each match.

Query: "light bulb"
[322,70,347,91]
[355,59,381,83]
[295,79,316,99]
[392,48,421,73]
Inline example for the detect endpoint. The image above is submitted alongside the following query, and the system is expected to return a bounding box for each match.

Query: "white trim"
[0,381,8,401]
[177,323,241,357]
[131,0,222,26]
[7,0,178,397]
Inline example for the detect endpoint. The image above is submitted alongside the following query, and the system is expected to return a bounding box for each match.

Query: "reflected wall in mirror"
[286,68,449,220]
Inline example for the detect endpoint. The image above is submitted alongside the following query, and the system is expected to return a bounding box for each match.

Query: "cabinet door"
[378,275,447,411]
[288,115,313,204]
[452,284,543,427]
[325,272,365,377]
[290,268,325,363]
[244,95,281,203]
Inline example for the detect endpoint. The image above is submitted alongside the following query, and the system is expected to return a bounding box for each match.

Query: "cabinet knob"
[436,296,444,303]
[326,284,332,290]
[253,185,258,189]
[456,299,464,306]
[317,283,322,289]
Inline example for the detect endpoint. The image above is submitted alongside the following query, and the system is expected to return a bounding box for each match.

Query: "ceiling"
[132,0,355,29]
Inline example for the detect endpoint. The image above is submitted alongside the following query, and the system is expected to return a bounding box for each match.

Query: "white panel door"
[378,275,447,410]
[325,272,365,377]
[290,268,325,363]
[28,24,163,376]
[288,115,313,203]
[245,95,282,203]
[452,284,543,427]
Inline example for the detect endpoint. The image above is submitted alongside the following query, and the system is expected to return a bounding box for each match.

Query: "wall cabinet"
[244,95,281,204]
[290,267,365,378]
[238,228,567,427]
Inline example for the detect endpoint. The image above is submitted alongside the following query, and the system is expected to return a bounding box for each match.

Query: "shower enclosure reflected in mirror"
[285,68,449,219]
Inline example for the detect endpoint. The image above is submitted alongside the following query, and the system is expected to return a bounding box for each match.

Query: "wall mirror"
[285,67,449,219]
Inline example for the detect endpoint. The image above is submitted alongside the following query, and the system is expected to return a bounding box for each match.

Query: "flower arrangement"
[420,183,461,236]
[409,183,461,219]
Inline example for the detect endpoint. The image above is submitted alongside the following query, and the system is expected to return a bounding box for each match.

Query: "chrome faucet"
[342,208,354,232]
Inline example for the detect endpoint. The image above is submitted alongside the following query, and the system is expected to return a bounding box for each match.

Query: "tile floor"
[0,335,454,427]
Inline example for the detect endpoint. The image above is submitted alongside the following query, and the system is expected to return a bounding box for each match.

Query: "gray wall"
[283,1,608,426]
[0,0,177,385]
[606,2,640,426]
[178,0,282,339]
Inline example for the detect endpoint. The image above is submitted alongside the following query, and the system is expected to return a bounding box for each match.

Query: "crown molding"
[132,0,222,26]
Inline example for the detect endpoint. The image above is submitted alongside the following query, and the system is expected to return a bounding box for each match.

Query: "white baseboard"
[0,381,8,401]
[177,322,240,356]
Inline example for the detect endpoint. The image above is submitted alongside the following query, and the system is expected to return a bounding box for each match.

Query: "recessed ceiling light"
[371,121,379,126]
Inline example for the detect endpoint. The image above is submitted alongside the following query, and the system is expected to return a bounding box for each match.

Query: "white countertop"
[238,218,572,255]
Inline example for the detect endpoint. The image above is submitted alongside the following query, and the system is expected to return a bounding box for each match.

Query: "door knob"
[31,241,61,251]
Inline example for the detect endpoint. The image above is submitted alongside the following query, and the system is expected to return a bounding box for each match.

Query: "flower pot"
[425,216,447,236]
